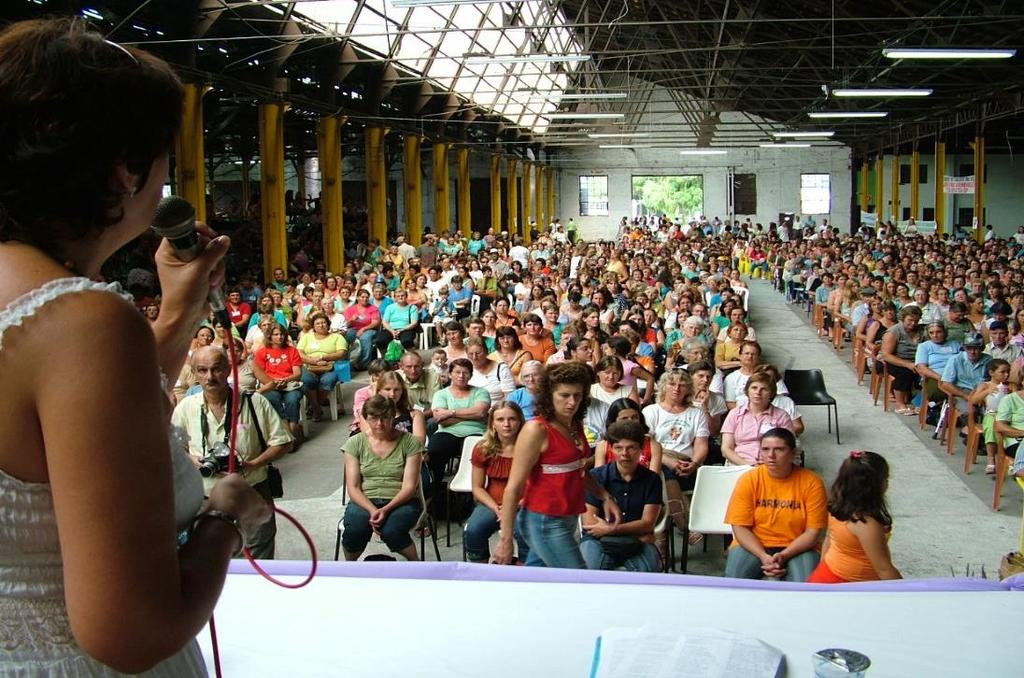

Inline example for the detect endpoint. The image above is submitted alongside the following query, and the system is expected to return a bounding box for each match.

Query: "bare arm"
[380,452,422,513]
[968,382,994,407]
[38,294,265,673]
[648,438,664,473]
[493,422,546,564]
[721,432,748,466]
[777,527,824,563]
[848,519,902,580]
[584,504,659,538]
[344,452,377,515]
[471,465,499,514]
[410,410,427,446]
[594,440,609,467]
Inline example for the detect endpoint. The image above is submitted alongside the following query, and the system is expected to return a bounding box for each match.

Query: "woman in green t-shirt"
[425,358,491,501]
[341,395,424,560]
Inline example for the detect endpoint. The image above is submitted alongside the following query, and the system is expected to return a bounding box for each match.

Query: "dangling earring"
[128,185,138,199]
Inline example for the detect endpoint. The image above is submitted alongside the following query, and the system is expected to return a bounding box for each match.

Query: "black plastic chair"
[784,369,840,444]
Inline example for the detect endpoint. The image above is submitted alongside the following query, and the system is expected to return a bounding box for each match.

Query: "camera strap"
[199,389,234,456]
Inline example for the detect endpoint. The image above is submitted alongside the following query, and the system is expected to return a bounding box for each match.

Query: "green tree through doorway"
[631,175,703,222]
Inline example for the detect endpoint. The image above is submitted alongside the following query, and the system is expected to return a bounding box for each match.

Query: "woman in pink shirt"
[721,371,794,465]
[343,288,381,369]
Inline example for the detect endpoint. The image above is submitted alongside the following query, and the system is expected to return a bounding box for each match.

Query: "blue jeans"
[516,508,585,569]
[341,499,421,554]
[346,329,377,366]
[301,367,338,392]
[580,537,660,572]
[724,546,819,582]
[464,502,528,562]
[262,387,304,423]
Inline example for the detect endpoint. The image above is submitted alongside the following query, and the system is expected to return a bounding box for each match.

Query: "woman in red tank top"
[493,363,623,568]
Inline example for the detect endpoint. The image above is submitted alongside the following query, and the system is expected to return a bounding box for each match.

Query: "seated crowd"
[778,221,1024,486]
[153,213,942,582]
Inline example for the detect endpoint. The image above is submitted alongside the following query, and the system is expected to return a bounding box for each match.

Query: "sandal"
[688,531,704,546]
[985,464,997,475]
[896,406,918,416]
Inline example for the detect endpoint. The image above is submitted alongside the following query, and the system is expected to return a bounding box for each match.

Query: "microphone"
[151,196,230,326]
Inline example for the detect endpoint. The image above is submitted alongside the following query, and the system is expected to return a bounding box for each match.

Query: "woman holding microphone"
[0,20,269,674]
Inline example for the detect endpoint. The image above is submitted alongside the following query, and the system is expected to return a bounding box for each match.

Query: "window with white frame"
[800,173,830,215]
[579,176,609,216]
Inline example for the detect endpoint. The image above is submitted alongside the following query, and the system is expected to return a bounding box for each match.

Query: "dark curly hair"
[533,361,593,428]
[0,18,183,261]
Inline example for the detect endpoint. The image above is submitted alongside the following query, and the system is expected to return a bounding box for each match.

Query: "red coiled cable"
[209,333,319,677]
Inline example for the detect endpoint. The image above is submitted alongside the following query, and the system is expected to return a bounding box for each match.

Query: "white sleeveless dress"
[0,278,207,676]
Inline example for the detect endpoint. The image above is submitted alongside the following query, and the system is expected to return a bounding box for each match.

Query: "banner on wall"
[897,220,937,235]
[943,176,975,194]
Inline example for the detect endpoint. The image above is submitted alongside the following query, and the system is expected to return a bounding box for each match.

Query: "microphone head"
[152,196,196,239]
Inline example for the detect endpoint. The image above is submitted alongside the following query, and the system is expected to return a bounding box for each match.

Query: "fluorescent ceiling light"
[680,149,728,155]
[587,133,651,138]
[772,131,835,138]
[546,113,625,120]
[599,144,652,149]
[465,54,591,65]
[550,92,627,100]
[393,0,505,5]
[760,143,811,148]
[808,111,888,119]
[529,93,628,102]
[833,88,932,97]
[883,48,1016,59]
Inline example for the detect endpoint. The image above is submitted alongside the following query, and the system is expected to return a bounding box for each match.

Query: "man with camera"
[171,345,293,558]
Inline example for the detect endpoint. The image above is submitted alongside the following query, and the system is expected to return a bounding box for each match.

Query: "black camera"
[199,442,237,478]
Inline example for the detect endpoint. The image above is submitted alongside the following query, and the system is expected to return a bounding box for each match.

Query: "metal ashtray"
[813,648,871,677]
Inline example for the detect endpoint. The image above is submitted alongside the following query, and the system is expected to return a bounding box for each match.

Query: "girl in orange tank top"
[809,451,902,583]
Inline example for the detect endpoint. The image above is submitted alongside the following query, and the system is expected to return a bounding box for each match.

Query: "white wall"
[871,152,1024,236]
[554,145,853,241]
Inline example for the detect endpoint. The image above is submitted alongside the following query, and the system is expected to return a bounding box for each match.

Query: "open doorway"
[631,175,704,222]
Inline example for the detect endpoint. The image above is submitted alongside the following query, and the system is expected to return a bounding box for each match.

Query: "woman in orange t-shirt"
[809,451,902,583]
[724,428,827,582]
[464,403,527,563]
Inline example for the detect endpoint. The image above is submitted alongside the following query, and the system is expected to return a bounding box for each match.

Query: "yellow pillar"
[522,162,533,239]
[365,126,389,247]
[456,147,471,238]
[174,82,210,222]
[507,157,518,235]
[859,161,870,214]
[534,164,543,232]
[546,166,555,228]
[874,154,884,224]
[974,135,986,243]
[910,147,920,220]
[258,101,289,284]
[317,115,345,273]
[403,135,423,246]
[890,153,900,223]
[433,142,450,237]
[490,154,502,235]
[935,141,946,237]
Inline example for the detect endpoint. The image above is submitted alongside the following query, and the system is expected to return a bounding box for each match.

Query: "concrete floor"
[268,279,1021,579]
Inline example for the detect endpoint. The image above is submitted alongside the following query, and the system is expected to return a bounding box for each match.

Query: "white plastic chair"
[689,464,753,535]
[446,435,482,547]
[419,323,434,350]
[684,464,753,572]
[731,285,750,311]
